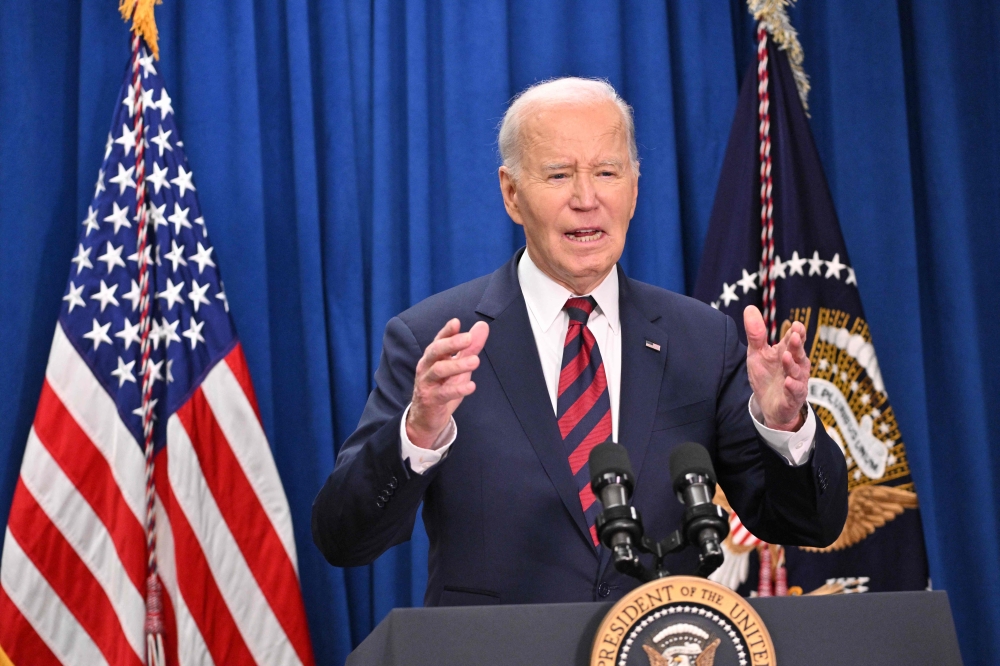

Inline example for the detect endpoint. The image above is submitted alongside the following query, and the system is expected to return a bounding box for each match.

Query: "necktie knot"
[564,296,597,325]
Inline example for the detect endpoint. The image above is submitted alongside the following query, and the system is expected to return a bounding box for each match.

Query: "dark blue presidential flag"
[694,23,929,596]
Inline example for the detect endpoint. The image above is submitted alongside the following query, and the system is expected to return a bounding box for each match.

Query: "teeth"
[566,230,604,242]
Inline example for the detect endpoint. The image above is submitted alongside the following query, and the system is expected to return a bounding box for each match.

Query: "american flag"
[0,39,315,665]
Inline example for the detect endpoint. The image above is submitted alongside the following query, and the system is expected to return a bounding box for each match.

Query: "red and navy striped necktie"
[558,297,613,546]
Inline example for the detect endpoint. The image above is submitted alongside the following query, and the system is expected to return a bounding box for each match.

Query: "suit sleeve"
[713,316,848,547]
[311,316,442,567]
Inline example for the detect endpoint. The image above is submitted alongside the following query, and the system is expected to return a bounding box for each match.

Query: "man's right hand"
[406,318,490,449]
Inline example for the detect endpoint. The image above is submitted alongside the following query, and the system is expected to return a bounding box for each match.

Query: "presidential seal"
[591,576,775,666]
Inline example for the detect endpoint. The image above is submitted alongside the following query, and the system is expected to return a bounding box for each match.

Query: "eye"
[549,173,568,180]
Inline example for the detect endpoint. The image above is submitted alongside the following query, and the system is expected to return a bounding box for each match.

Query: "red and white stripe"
[0,324,315,665]
[728,510,764,548]
[757,24,778,343]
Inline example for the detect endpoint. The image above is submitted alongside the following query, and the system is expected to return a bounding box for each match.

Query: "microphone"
[669,442,730,577]
[589,442,646,577]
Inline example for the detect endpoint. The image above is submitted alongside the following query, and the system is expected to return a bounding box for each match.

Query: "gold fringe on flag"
[119,0,163,60]
[747,0,810,113]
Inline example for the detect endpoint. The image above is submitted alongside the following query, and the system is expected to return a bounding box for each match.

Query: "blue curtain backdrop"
[1,1,997,663]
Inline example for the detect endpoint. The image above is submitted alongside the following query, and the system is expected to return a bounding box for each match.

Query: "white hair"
[497,77,639,178]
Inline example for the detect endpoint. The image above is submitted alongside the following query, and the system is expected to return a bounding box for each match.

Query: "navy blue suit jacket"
[312,250,848,606]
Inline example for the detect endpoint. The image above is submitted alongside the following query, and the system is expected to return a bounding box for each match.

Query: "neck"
[526,249,615,295]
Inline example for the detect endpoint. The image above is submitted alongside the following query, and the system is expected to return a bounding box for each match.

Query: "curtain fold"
[1,1,997,663]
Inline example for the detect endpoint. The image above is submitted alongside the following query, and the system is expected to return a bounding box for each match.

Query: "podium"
[347,591,962,665]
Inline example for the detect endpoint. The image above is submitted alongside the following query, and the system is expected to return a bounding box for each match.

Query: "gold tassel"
[119,0,163,60]
[747,0,810,114]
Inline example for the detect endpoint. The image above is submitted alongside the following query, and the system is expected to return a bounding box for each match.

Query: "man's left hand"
[744,305,810,432]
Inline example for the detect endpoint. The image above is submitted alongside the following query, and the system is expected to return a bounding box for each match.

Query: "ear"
[498,166,524,226]
[628,167,639,219]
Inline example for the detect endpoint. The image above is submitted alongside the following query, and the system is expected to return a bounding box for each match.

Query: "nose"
[570,173,598,211]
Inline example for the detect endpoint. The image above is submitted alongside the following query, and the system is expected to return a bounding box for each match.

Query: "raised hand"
[406,318,490,449]
[744,306,810,431]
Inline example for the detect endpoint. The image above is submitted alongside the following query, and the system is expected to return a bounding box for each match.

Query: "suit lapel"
[476,252,596,550]
[600,268,668,576]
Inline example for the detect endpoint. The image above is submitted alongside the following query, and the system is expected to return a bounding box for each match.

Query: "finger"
[784,375,808,398]
[423,330,475,364]
[743,306,767,352]
[432,318,461,342]
[786,331,806,362]
[424,355,480,383]
[782,349,802,380]
[435,380,477,402]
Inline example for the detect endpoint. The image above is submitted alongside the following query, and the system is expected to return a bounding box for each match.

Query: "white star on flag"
[168,203,192,234]
[82,206,100,236]
[189,280,211,312]
[170,165,196,197]
[115,122,139,157]
[150,125,172,156]
[720,282,739,307]
[785,250,807,276]
[111,357,137,387]
[188,242,216,274]
[94,168,105,197]
[90,280,120,312]
[183,318,206,349]
[147,162,170,194]
[737,268,758,294]
[159,317,181,349]
[103,201,132,234]
[62,282,86,312]
[157,278,185,310]
[82,318,112,350]
[807,251,824,276]
[122,279,142,311]
[108,163,136,195]
[97,241,126,273]
[71,244,93,274]
[164,239,188,272]
[115,317,142,350]
[156,88,173,117]
[824,253,846,279]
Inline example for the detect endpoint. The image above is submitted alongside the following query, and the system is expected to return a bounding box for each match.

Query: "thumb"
[464,321,490,356]
[744,305,767,352]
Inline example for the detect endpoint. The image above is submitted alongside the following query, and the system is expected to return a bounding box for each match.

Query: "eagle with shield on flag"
[694,0,929,598]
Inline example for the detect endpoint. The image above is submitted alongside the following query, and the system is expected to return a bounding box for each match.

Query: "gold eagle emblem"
[801,483,918,552]
[642,637,720,666]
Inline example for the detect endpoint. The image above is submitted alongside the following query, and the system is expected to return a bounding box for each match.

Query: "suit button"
[597,582,611,598]
[376,499,386,509]
[378,491,390,502]
[388,476,398,490]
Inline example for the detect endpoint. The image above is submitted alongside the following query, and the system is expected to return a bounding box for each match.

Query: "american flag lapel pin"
[645,339,661,352]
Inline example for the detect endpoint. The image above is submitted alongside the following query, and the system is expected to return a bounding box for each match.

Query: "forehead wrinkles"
[520,107,629,167]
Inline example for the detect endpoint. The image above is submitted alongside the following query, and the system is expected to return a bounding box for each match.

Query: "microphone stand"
[595,502,728,582]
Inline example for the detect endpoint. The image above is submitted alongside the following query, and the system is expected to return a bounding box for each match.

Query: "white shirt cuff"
[748,395,816,466]
[399,403,458,474]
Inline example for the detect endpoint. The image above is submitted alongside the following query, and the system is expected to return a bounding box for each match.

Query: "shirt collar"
[517,248,620,333]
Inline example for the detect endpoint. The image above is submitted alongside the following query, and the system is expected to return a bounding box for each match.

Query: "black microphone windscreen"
[588,442,633,482]
[669,442,716,491]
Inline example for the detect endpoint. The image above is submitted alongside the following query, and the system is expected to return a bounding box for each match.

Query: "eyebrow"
[541,159,624,171]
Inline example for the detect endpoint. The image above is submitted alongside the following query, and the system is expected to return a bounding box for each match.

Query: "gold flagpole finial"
[119,0,163,59]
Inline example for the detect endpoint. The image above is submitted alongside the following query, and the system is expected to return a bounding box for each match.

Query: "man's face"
[499,99,639,294]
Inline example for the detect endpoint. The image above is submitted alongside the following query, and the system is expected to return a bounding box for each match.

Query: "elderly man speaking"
[312,77,847,605]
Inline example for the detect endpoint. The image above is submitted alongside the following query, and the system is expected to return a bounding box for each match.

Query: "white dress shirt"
[400,250,816,473]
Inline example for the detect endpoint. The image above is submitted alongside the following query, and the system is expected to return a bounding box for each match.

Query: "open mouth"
[564,229,605,243]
